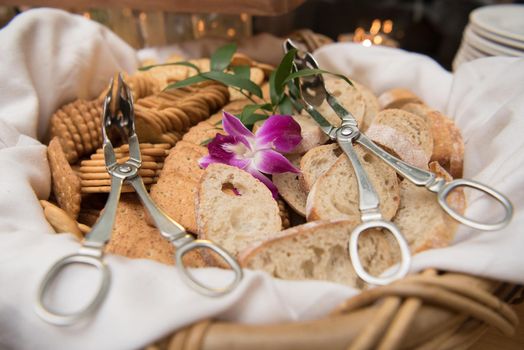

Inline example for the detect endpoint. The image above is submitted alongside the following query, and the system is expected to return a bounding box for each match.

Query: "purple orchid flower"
[199,112,302,198]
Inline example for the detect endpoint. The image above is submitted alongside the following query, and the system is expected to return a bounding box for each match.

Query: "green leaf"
[200,138,214,146]
[240,113,268,127]
[238,103,271,123]
[231,65,250,80]
[277,95,293,115]
[268,70,280,107]
[163,74,209,90]
[283,69,353,86]
[139,61,201,73]
[274,49,297,96]
[201,71,262,98]
[210,43,237,71]
[240,104,263,123]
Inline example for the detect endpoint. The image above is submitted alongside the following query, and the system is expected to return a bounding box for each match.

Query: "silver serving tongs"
[284,39,514,285]
[35,74,243,326]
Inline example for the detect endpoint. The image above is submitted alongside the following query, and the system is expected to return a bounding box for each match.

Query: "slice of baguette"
[272,155,307,217]
[378,88,423,109]
[196,164,282,260]
[354,82,380,132]
[366,108,433,165]
[316,77,366,127]
[392,162,465,254]
[306,145,400,222]
[300,143,342,191]
[401,103,465,178]
[240,220,397,288]
[427,111,464,179]
[287,113,329,154]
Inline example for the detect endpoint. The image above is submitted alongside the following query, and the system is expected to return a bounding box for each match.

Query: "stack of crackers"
[79,143,170,193]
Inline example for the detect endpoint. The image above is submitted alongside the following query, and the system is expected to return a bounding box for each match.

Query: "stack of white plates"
[453,4,524,70]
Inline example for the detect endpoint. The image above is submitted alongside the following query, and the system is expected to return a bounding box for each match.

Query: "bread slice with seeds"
[196,164,282,261]
[306,144,400,222]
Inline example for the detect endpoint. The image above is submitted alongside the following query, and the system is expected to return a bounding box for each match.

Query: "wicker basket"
[146,270,522,350]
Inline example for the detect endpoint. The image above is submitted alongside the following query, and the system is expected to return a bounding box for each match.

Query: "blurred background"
[0,0,522,70]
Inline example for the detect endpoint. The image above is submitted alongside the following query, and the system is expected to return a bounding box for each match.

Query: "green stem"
[231,87,270,116]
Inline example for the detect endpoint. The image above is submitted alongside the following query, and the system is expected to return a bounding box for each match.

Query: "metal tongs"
[36,74,242,326]
[284,39,513,286]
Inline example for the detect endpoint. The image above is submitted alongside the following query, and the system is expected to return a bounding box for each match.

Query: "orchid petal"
[198,154,215,168]
[200,134,251,169]
[255,115,302,152]
[245,166,279,199]
[206,134,236,163]
[222,111,254,146]
[254,149,300,174]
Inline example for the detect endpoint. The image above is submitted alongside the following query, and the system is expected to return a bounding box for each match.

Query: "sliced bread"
[240,220,397,288]
[366,108,433,166]
[354,81,380,132]
[316,77,366,128]
[287,113,329,154]
[196,164,282,260]
[300,143,342,191]
[427,111,464,178]
[306,144,400,222]
[272,155,307,216]
[378,88,423,109]
[401,103,465,178]
[392,164,465,254]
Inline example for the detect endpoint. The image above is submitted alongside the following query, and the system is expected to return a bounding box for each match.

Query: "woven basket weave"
[146,270,522,350]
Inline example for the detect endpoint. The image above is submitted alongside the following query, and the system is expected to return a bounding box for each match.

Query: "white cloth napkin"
[0,9,523,350]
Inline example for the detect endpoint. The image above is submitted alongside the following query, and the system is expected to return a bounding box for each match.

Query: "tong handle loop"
[175,239,243,296]
[349,220,411,286]
[35,251,110,326]
[438,179,513,231]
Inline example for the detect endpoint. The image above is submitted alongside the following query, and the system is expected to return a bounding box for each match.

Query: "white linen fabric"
[0,9,523,350]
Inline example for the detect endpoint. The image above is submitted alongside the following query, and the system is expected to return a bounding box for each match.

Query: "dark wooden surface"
[0,0,305,15]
